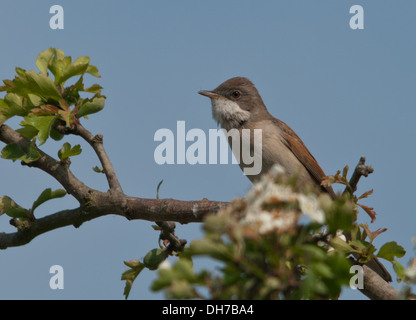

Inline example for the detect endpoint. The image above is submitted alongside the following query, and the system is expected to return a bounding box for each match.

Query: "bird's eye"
[232,91,241,99]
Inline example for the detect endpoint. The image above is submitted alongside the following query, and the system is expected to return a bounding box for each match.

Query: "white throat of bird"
[211,98,250,130]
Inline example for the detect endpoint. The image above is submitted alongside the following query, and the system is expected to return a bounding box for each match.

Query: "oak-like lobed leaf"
[377,241,406,261]
[77,94,105,118]
[1,142,40,163]
[31,188,66,213]
[58,142,82,161]
[20,115,56,145]
[0,196,30,219]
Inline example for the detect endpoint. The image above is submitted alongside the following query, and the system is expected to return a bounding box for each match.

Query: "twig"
[55,122,123,193]
[155,221,187,253]
[343,156,374,196]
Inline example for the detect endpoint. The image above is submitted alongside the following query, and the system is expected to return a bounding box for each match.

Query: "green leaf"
[122,260,145,300]
[151,269,174,292]
[12,70,62,101]
[21,115,56,145]
[55,56,91,85]
[151,258,199,295]
[301,244,327,260]
[50,127,64,141]
[392,260,406,282]
[92,166,104,173]
[7,207,30,219]
[0,196,30,219]
[4,93,23,113]
[0,99,8,124]
[329,237,357,254]
[311,262,334,278]
[0,79,13,92]
[1,143,25,161]
[26,94,43,107]
[349,240,369,251]
[86,65,101,78]
[57,100,75,127]
[143,248,168,270]
[1,142,40,163]
[16,125,39,140]
[72,75,84,91]
[36,48,55,75]
[31,188,66,213]
[54,56,72,85]
[324,197,355,234]
[47,48,65,77]
[3,93,33,118]
[377,241,406,261]
[15,67,26,77]
[58,142,82,161]
[77,95,105,118]
[188,238,232,261]
[84,83,102,93]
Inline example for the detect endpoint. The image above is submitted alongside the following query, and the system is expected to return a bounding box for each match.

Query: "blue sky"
[0,1,415,299]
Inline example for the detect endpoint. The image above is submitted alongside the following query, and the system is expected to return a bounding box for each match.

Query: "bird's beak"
[198,90,221,99]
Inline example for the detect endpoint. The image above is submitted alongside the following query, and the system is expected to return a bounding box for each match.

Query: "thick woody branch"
[0,208,91,249]
[359,265,399,300]
[0,124,90,203]
[0,193,227,249]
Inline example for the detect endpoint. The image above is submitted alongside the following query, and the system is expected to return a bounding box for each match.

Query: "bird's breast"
[229,120,315,187]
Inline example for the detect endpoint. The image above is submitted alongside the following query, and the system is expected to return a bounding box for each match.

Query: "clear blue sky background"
[0,0,415,300]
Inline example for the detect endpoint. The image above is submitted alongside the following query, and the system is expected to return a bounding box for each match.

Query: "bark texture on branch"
[0,196,226,249]
[359,265,399,300]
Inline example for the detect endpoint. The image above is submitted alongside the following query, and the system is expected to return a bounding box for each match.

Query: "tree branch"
[343,156,374,195]
[155,221,187,253]
[0,124,90,203]
[0,123,226,248]
[53,121,123,193]
[0,194,227,249]
[71,123,123,193]
[359,265,399,300]
[0,208,89,249]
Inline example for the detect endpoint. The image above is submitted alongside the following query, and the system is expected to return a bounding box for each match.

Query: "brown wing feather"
[273,118,336,199]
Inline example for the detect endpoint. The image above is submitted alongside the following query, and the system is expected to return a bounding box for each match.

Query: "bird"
[198,76,335,197]
[198,76,392,282]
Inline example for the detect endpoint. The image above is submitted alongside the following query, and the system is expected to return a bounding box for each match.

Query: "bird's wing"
[273,118,336,199]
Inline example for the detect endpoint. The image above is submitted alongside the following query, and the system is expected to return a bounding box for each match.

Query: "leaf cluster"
[0,48,106,227]
[0,48,104,163]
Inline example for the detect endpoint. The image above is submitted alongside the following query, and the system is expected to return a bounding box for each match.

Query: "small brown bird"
[199,76,335,197]
[199,76,392,282]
